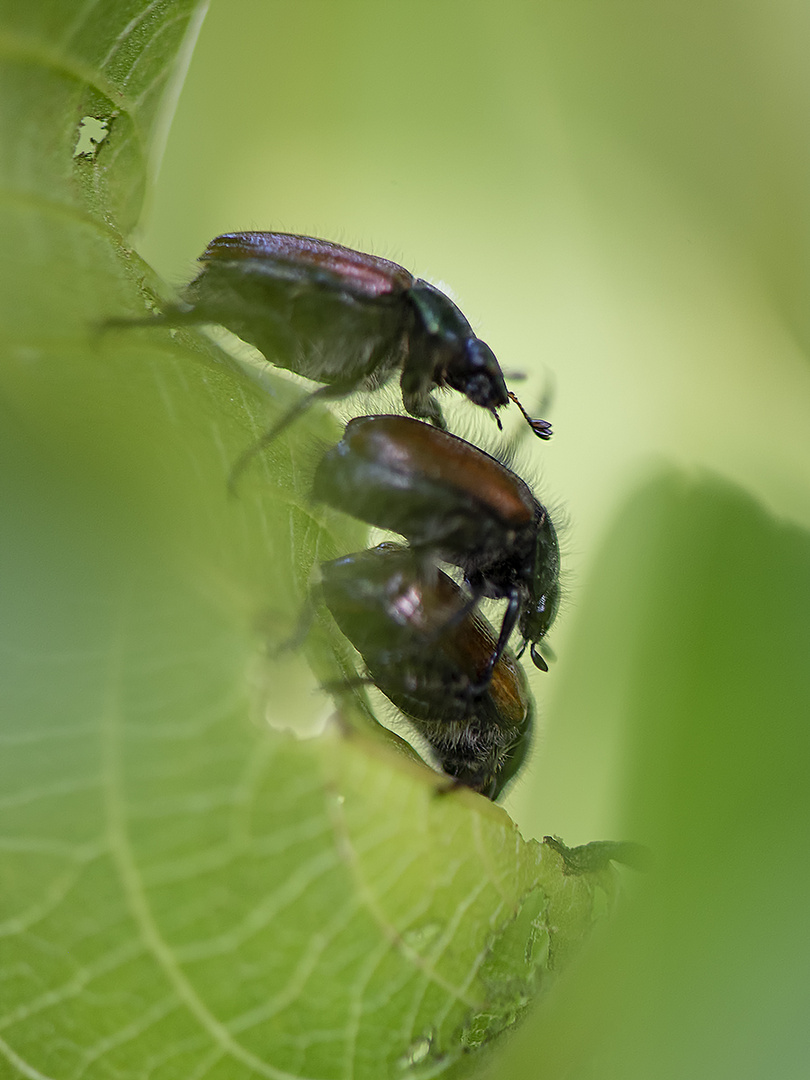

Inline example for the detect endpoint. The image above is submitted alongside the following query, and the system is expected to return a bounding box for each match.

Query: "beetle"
[321,543,534,799]
[105,232,550,481]
[312,414,560,681]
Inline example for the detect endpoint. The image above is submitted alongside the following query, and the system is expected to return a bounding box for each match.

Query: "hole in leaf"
[73,115,110,158]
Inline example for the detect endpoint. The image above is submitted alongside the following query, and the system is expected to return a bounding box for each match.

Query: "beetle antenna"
[490,406,503,430]
[508,391,552,440]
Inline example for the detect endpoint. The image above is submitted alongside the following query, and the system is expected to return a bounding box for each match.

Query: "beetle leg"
[228,378,360,495]
[433,776,466,797]
[469,589,522,693]
[424,583,482,643]
[271,592,318,657]
[400,388,447,429]
[433,764,499,800]
[98,303,202,335]
[399,359,447,429]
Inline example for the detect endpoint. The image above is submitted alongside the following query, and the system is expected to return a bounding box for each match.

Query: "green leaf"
[0,4,619,1078]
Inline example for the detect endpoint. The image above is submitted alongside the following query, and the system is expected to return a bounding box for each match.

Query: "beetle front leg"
[470,589,522,693]
[399,359,447,429]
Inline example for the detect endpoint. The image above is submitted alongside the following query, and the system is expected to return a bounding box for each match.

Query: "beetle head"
[444,338,510,411]
[519,583,560,669]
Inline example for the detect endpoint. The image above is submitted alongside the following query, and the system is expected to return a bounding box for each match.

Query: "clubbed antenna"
[509,391,553,440]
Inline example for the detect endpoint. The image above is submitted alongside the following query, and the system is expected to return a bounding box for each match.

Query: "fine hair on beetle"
[374,397,571,657]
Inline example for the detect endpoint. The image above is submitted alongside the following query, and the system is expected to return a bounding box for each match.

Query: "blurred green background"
[138,0,810,842]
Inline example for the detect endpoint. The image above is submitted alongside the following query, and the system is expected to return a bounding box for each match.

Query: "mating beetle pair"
[107,232,550,484]
[310,414,560,799]
[321,544,533,799]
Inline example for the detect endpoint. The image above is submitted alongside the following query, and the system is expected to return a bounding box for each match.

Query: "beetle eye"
[466,338,500,376]
[451,339,508,406]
